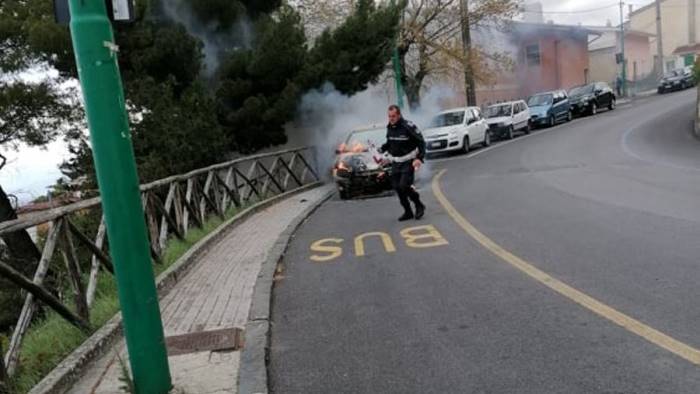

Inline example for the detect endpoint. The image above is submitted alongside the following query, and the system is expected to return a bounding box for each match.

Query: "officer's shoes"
[414,203,425,220]
[398,212,414,222]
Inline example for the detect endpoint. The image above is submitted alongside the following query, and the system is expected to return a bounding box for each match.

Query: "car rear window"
[430,111,465,127]
[346,128,386,147]
[528,94,553,106]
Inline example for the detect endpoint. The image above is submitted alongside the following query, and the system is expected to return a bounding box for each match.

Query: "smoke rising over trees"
[0,1,404,326]
[214,0,403,152]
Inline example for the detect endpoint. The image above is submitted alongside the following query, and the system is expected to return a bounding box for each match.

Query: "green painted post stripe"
[392,47,405,109]
[67,1,172,393]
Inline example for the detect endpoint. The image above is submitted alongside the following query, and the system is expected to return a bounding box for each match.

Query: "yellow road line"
[432,169,700,365]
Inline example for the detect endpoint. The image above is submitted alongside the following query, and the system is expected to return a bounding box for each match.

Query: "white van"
[484,100,531,140]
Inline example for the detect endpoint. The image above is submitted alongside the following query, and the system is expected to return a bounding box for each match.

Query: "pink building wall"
[624,34,653,79]
[476,27,590,106]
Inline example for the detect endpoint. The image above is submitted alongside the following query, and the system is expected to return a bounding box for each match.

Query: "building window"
[526,44,540,66]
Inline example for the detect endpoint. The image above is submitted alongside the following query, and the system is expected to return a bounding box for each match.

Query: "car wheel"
[609,99,616,110]
[482,130,491,147]
[338,188,351,200]
[461,135,470,154]
[525,122,531,134]
[567,111,573,122]
[590,102,597,116]
[549,115,555,128]
[507,126,514,140]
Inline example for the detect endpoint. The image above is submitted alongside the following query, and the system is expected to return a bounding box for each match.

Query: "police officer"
[380,105,426,221]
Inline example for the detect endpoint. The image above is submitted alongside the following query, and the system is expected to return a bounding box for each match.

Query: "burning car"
[333,125,391,200]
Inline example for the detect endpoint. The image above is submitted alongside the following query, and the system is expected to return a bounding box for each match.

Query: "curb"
[30,182,324,394]
[238,186,334,394]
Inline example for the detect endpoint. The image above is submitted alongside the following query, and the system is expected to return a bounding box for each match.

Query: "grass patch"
[7,206,241,393]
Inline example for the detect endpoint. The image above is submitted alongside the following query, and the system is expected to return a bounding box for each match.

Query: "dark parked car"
[333,125,392,200]
[569,82,616,116]
[527,90,572,128]
[658,67,696,93]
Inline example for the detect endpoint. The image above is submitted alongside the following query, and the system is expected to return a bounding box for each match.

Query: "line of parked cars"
[332,81,623,199]
[333,67,699,199]
[421,81,618,157]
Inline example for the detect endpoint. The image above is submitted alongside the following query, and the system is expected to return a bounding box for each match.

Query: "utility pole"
[393,5,406,110]
[655,0,664,77]
[619,0,627,97]
[689,0,696,45]
[392,48,405,109]
[67,1,172,393]
[460,0,477,106]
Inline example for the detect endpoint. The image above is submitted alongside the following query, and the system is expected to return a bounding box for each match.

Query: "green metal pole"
[67,2,172,393]
[392,47,405,109]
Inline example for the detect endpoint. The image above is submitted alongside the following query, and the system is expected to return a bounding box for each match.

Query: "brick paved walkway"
[67,186,331,394]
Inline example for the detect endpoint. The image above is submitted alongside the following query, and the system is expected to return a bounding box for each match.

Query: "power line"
[521,3,619,15]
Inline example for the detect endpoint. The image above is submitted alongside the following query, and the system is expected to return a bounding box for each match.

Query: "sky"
[535,0,655,26]
[0,141,68,203]
[3,0,659,205]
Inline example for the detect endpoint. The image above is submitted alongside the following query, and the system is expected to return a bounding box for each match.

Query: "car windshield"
[484,104,512,118]
[569,84,594,96]
[430,111,465,127]
[345,128,386,147]
[527,94,553,107]
[664,71,679,78]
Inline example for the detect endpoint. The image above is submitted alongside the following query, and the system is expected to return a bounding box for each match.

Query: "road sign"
[107,0,135,22]
[54,0,135,24]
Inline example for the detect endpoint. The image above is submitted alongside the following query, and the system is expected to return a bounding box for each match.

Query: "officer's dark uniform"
[380,117,427,220]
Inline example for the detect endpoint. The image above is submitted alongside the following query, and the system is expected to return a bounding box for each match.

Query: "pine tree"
[215,0,404,152]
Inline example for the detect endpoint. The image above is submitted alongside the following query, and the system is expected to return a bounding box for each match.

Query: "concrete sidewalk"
[66,186,332,394]
[617,88,657,105]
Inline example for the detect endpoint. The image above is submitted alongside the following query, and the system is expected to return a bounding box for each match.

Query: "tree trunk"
[404,80,422,111]
[398,49,423,111]
[0,184,42,332]
[398,43,428,111]
[0,342,7,390]
[0,184,41,270]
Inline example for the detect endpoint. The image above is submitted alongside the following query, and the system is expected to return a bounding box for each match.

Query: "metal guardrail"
[0,147,319,378]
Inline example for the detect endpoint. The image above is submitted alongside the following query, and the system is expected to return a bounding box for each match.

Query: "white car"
[484,100,531,140]
[423,107,491,154]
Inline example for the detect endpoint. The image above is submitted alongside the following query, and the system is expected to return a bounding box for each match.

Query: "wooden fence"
[0,147,319,378]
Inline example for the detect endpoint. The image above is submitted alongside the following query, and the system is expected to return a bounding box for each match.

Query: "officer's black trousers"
[391,162,422,214]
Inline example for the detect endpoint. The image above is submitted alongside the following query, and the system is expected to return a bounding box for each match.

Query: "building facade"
[474,22,594,106]
[628,0,700,72]
[588,27,654,86]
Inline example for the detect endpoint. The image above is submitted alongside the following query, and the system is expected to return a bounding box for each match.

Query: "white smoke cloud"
[160,0,253,75]
[290,82,460,187]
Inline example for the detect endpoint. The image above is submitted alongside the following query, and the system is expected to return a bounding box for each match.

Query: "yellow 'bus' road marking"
[432,169,700,365]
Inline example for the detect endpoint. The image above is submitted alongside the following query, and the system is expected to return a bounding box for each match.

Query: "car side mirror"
[595,89,602,95]
[467,118,476,125]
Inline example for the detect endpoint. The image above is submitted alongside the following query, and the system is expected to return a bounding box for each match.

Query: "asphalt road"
[269,89,700,394]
